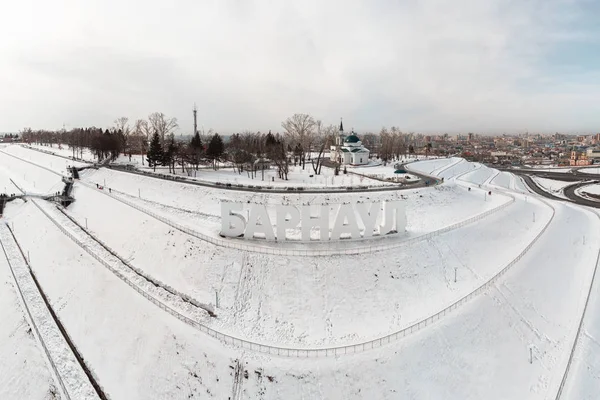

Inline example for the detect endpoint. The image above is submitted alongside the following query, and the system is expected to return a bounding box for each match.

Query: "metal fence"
[0,225,71,400]
[554,209,600,399]
[54,205,214,315]
[28,188,556,358]
[10,149,562,358]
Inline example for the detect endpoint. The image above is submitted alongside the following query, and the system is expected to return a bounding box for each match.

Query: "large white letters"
[221,200,406,242]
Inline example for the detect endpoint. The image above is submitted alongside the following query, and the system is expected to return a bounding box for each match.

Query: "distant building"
[570,150,591,166]
[329,121,370,165]
[586,148,600,160]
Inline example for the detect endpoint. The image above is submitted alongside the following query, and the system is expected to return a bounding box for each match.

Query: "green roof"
[351,148,368,153]
[341,148,350,152]
[344,134,360,143]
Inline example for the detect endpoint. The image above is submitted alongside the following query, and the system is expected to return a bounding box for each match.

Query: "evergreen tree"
[147,132,163,171]
[265,132,277,147]
[189,131,203,170]
[206,133,224,170]
[190,131,203,150]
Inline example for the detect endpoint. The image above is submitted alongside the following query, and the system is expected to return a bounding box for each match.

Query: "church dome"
[344,134,360,143]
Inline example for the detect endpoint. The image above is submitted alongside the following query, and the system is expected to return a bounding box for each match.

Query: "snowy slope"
[2,149,600,399]
[59,183,550,346]
[406,157,459,175]
[562,209,600,399]
[0,233,57,400]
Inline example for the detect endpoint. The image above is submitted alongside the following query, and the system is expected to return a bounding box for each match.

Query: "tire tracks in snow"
[230,358,245,400]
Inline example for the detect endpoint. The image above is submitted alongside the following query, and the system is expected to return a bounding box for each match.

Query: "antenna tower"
[193,103,198,136]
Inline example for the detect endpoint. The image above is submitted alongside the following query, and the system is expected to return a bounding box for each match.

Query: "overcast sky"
[2,0,599,134]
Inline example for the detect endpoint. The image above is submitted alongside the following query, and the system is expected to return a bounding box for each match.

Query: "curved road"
[508,169,600,209]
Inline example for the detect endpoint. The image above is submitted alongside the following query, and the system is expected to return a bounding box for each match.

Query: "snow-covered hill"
[0,145,598,399]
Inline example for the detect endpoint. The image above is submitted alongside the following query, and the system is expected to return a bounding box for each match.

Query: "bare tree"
[131,119,150,165]
[148,112,179,146]
[113,117,131,156]
[311,123,336,175]
[362,132,378,157]
[281,113,316,170]
[114,117,130,136]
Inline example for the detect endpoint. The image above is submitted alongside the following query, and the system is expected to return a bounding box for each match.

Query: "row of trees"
[19,112,436,180]
[21,112,180,165]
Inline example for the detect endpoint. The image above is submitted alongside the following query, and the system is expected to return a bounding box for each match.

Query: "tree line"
[19,112,436,180]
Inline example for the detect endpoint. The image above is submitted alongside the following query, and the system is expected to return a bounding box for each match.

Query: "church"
[329,120,370,165]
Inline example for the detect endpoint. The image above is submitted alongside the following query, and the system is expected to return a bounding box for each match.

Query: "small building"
[329,120,370,165]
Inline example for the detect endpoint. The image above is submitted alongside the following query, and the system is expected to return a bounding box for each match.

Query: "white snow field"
[1,146,600,399]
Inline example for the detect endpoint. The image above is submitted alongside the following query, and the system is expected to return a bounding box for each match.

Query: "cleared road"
[503,168,600,209]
